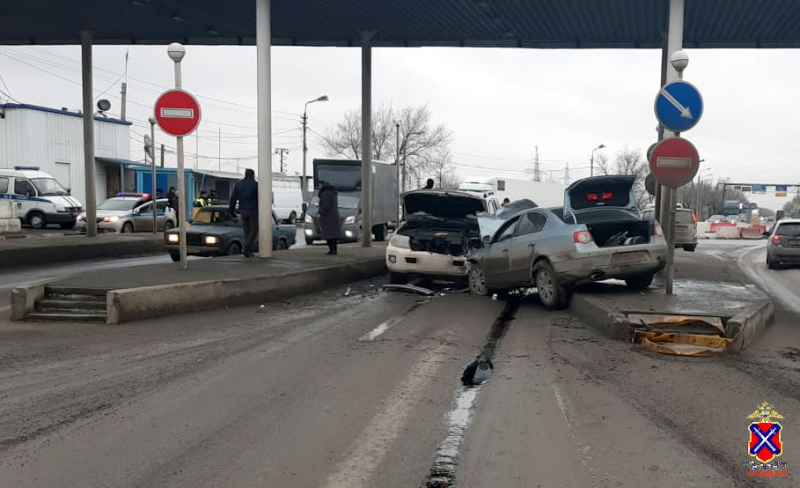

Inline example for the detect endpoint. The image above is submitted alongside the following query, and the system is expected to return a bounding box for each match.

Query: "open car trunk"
[400,191,486,256]
[585,220,652,247]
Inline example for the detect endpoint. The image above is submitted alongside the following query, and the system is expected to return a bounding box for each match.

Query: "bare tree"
[320,104,453,190]
[594,146,649,208]
[423,149,462,189]
[783,194,800,218]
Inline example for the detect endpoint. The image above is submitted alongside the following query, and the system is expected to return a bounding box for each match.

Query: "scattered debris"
[627,313,731,356]
[257,304,267,313]
[461,353,494,386]
[344,286,351,297]
[382,284,436,296]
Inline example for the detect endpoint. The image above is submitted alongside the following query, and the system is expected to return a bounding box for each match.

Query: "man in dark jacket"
[230,169,259,257]
[317,181,341,255]
[167,187,179,213]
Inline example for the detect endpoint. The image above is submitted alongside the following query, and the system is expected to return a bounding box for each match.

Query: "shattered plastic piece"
[382,284,436,296]
[257,304,267,313]
[344,286,352,296]
[461,353,494,386]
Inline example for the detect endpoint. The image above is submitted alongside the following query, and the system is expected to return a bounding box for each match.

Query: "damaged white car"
[386,190,497,284]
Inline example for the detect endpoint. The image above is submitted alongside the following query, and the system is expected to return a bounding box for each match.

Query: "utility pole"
[274,147,289,173]
[160,144,165,168]
[218,128,222,171]
[395,121,401,224]
[533,146,540,182]
[563,163,570,185]
[302,95,329,201]
[120,50,129,121]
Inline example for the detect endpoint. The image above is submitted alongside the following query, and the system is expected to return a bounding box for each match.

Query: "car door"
[13,178,37,216]
[136,202,154,232]
[155,200,169,230]
[484,216,519,286]
[506,211,547,284]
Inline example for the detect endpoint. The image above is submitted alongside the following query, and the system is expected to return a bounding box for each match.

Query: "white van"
[0,167,83,229]
[272,180,305,224]
[457,182,501,214]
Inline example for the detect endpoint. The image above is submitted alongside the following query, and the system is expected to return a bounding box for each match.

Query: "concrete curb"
[727,299,775,352]
[569,292,774,354]
[568,293,630,340]
[0,237,164,270]
[106,257,387,324]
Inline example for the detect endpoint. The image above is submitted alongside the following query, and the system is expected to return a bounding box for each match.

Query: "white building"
[464,176,566,208]
[0,103,135,205]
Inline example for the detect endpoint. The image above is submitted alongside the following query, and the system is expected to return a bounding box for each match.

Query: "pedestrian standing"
[424,178,435,189]
[317,181,341,255]
[167,187,179,213]
[230,169,259,257]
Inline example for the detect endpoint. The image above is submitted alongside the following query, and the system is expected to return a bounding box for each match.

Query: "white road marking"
[321,344,449,488]
[358,315,405,341]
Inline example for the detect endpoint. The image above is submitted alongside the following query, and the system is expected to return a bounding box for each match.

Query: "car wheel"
[305,237,315,246]
[59,222,76,230]
[169,252,180,262]
[276,238,288,251]
[767,256,778,270]
[389,272,408,285]
[288,212,297,224]
[468,264,490,296]
[374,224,387,242]
[533,260,569,310]
[28,211,46,230]
[227,242,242,256]
[164,220,175,231]
[625,273,655,290]
[684,244,697,252]
[121,222,134,233]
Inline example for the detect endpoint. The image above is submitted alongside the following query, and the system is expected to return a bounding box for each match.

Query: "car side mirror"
[482,235,491,245]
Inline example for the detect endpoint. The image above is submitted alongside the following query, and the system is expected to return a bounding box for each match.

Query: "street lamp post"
[302,95,329,201]
[401,131,425,193]
[395,121,401,225]
[167,42,188,270]
[149,116,157,234]
[590,144,605,177]
[694,163,709,212]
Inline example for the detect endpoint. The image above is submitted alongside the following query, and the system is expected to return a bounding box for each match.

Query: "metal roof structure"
[0,104,132,126]
[4,0,800,48]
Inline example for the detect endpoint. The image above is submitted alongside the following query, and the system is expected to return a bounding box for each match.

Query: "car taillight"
[692,212,698,225]
[573,230,593,244]
[652,223,664,237]
[602,192,614,200]
[587,193,599,201]
[772,235,781,246]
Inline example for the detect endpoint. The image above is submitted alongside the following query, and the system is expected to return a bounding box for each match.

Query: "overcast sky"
[0,44,798,210]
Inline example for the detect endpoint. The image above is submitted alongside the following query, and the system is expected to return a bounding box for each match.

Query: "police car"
[76,193,176,233]
[0,166,83,229]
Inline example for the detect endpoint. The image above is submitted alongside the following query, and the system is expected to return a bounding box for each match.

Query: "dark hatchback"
[165,205,297,261]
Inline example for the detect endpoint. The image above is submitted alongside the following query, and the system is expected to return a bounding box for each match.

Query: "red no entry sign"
[649,138,700,188]
[154,89,202,137]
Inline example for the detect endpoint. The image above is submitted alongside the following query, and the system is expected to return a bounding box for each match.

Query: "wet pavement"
[0,239,798,487]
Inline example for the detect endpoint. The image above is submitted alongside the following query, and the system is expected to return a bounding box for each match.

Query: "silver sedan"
[467,176,668,310]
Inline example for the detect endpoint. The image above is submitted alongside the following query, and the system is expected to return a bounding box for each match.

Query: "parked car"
[76,194,176,233]
[273,185,304,224]
[641,207,697,251]
[165,205,295,261]
[0,166,83,229]
[386,189,510,284]
[467,176,668,310]
[766,219,800,269]
[706,215,727,223]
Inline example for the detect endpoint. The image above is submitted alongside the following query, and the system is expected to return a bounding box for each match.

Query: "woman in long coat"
[317,181,341,255]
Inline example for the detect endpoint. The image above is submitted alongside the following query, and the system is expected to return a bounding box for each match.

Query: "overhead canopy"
[4,0,800,48]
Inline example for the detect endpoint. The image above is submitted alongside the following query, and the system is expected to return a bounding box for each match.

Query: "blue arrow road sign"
[654,81,703,133]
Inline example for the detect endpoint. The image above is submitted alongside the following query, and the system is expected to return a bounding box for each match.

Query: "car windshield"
[707,215,725,221]
[310,194,360,209]
[775,223,800,237]
[31,178,69,196]
[193,209,240,225]
[97,198,139,211]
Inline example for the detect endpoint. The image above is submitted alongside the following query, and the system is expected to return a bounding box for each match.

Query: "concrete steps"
[27,286,109,323]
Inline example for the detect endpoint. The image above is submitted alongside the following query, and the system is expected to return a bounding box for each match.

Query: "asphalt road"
[1,239,799,487]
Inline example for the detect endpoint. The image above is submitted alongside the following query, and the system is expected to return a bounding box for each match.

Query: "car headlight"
[166,233,179,243]
[55,205,66,212]
[103,216,120,223]
[305,214,313,223]
[390,234,410,249]
[76,215,84,222]
[203,235,220,246]
[344,215,356,225]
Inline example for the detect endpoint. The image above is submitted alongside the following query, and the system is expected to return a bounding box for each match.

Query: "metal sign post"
[155,43,203,270]
[149,117,157,234]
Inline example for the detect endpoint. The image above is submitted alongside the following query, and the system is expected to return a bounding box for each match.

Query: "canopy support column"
[360,31,375,247]
[81,31,97,237]
[256,0,273,258]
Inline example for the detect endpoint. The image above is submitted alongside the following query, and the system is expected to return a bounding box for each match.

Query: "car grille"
[186,234,204,246]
